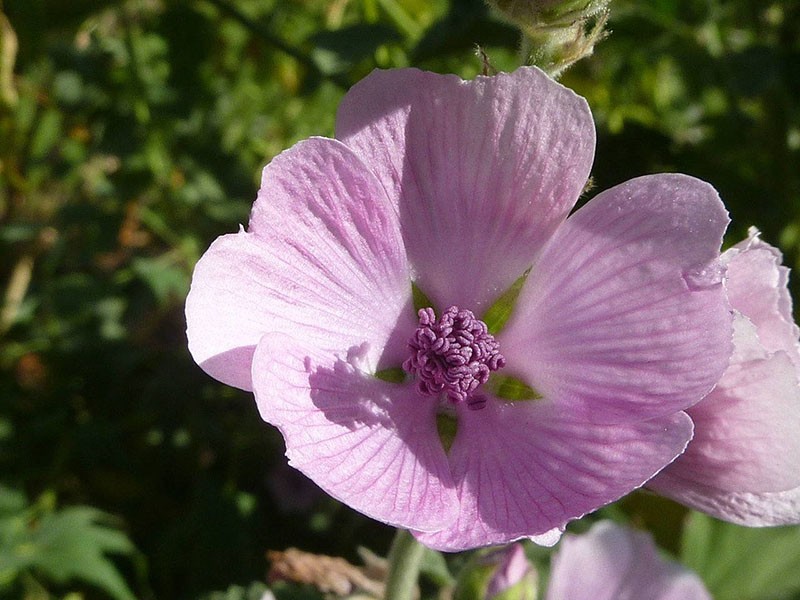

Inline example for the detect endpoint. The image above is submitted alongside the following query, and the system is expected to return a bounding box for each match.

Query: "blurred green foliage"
[682,512,800,600]
[0,486,138,599]
[0,0,798,598]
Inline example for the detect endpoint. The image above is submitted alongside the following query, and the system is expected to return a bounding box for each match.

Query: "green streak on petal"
[375,367,406,383]
[412,281,435,313]
[487,374,543,402]
[436,413,458,454]
[482,268,532,335]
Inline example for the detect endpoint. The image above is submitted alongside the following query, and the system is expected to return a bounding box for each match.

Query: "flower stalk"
[385,529,425,600]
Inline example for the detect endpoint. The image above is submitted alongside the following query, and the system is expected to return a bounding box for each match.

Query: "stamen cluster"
[404,306,505,406]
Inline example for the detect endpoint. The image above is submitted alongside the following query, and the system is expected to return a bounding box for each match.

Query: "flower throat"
[403,306,505,410]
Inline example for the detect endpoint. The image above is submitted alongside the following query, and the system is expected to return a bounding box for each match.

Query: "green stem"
[385,529,425,600]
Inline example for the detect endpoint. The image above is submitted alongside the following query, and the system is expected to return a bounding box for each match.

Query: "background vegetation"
[1,0,798,598]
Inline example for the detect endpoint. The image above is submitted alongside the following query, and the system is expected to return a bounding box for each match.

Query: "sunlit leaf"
[24,506,137,600]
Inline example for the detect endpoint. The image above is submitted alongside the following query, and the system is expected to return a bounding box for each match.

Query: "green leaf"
[25,506,137,600]
[681,512,800,600]
[482,268,531,335]
[131,255,190,305]
[29,108,62,160]
[0,493,138,599]
[198,581,272,600]
[419,547,453,586]
[0,486,26,517]
[374,0,422,38]
[270,580,325,600]
[0,224,41,243]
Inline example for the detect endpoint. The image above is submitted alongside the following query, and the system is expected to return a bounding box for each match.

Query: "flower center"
[403,306,505,408]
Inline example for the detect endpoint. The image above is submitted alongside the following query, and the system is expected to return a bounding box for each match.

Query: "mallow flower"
[185,66,733,550]
[546,521,711,600]
[650,228,800,525]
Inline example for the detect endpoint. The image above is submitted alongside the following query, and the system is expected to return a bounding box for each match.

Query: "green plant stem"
[385,529,425,600]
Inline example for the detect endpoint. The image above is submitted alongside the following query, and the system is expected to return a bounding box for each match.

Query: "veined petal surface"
[650,231,800,524]
[653,484,800,527]
[651,352,800,496]
[336,67,595,312]
[724,228,800,365]
[546,521,711,600]
[500,174,732,423]
[413,402,694,551]
[252,333,458,532]
[186,137,413,390]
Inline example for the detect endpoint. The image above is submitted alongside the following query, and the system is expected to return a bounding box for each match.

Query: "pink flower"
[650,228,800,525]
[546,521,711,600]
[185,67,733,550]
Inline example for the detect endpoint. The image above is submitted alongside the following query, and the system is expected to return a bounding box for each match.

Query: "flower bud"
[455,544,538,600]
[489,0,609,26]
[486,0,612,77]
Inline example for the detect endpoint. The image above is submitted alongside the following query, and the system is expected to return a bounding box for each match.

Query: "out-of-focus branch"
[1,253,33,334]
[1,6,19,107]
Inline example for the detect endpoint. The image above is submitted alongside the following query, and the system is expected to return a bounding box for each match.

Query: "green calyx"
[374,367,407,383]
[436,413,458,454]
[490,0,610,27]
[412,281,435,313]
[482,268,531,335]
[487,374,543,402]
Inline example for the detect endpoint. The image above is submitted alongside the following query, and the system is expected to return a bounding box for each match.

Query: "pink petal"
[724,228,800,366]
[252,333,458,532]
[663,352,800,492]
[186,137,413,390]
[500,174,732,423]
[649,230,800,525]
[655,485,800,527]
[649,351,800,523]
[412,403,694,551]
[336,67,595,312]
[546,521,712,600]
